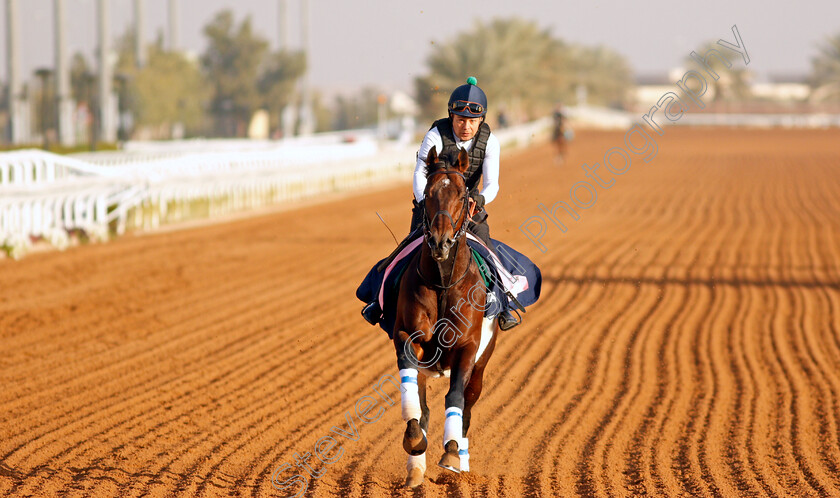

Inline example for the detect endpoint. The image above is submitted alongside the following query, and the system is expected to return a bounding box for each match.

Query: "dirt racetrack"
[2,128,840,497]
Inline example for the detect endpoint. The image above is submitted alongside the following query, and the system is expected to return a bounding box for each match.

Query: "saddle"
[356,235,541,338]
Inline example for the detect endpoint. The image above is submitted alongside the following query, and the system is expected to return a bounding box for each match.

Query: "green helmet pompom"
[466,76,477,85]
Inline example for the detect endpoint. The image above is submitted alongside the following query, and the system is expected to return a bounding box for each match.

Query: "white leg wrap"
[459,437,470,472]
[443,407,463,445]
[407,453,426,473]
[399,369,421,421]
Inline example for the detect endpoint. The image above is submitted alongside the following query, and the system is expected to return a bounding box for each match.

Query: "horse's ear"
[455,148,469,173]
[425,146,439,178]
[426,146,438,167]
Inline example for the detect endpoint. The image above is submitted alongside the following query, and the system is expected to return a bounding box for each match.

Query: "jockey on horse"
[360,77,521,331]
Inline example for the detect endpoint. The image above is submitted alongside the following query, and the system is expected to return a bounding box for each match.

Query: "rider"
[551,104,566,142]
[361,76,520,331]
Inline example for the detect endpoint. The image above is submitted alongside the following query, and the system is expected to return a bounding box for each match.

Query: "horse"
[551,110,568,164]
[392,145,498,488]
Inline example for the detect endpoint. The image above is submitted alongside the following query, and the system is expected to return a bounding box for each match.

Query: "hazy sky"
[2,0,839,96]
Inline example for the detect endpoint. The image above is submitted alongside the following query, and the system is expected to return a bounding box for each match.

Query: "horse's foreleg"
[394,328,427,426]
[399,369,428,455]
[418,373,430,443]
[438,349,476,473]
[394,330,431,487]
[459,363,486,472]
[404,373,429,488]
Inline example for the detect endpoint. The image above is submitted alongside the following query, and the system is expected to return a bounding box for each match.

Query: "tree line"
[7,14,840,143]
[80,15,640,139]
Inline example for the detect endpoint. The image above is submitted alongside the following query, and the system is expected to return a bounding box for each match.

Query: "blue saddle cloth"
[356,235,541,338]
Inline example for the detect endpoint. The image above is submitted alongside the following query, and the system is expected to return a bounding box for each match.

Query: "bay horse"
[551,109,568,164]
[393,145,498,488]
[552,124,567,164]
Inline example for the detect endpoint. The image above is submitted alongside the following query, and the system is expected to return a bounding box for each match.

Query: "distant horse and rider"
[356,78,541,487]
[552,105,573,164]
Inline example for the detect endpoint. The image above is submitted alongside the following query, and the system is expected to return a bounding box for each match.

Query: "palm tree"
[258,49,306,132]
[686,42,752,102]
[566,44,634,108]
[810,33,840,102]
[416,18,635,120]
[416,19,568,120]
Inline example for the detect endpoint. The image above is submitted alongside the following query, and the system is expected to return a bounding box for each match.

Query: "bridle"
[422,169,471,247]
[417,167,473,292]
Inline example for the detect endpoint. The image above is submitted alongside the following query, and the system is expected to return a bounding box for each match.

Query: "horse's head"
[423,146,471,262]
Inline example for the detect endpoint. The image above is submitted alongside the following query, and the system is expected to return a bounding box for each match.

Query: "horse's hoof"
[403,419,427,456]
[405,467,424,488]
[438,451,461,473]
[438,439,461,473]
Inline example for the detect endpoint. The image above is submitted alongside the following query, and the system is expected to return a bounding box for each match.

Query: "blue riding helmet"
[448,76,487,118]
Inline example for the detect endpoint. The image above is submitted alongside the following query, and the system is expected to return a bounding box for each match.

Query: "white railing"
[73,133,381,167]
[567,105,840,129]
[494,117,553,147]
[0,149,123,186]
[672,112,840,127]
[0,120,552,259]
[0,145,416,259]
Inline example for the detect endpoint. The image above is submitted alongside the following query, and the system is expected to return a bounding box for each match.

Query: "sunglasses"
[449,100,484,115]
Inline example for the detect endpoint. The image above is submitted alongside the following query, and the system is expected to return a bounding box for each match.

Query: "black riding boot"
[361,301,382,326]
[498,308,520,330]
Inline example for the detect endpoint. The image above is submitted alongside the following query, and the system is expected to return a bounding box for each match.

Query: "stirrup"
[498,309,521,331]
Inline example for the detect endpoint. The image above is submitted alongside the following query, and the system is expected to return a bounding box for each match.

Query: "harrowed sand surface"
[2,128,840,497]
